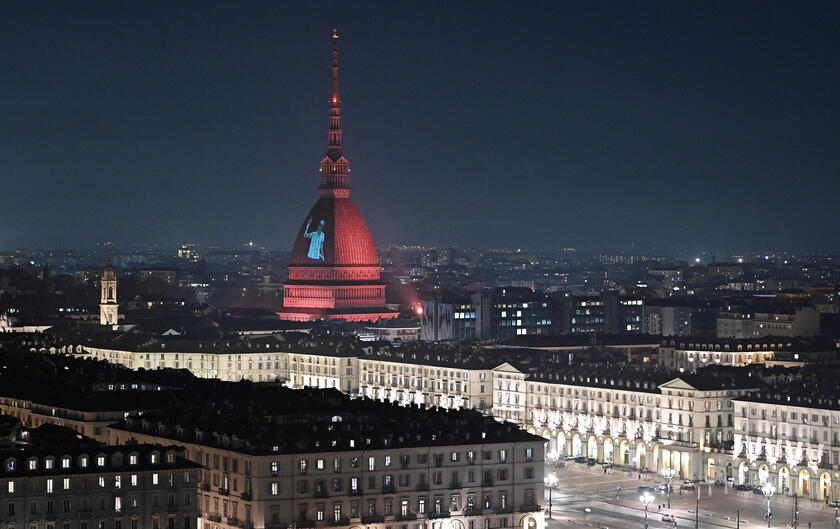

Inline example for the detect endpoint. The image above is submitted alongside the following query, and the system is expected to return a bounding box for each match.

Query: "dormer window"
[151,453,159,464]
[5,460,16,472]
[166,452,175,464]
[28,459,37,471]
[129,454,138,465]
[61,457,70,469]
[45,458,55,470]
[97,455,106,467]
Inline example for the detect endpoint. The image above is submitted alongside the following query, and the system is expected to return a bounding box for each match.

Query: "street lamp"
[663,468,676,509]
[761,483,775,528]
[544,473,558,519]
[639,491,653,528]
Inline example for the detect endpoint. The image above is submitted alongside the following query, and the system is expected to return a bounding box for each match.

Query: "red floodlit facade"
[278,30,398,323]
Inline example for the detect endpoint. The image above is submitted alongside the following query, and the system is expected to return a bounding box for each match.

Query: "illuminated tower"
[99,258,119,326]
[278,30,397,322]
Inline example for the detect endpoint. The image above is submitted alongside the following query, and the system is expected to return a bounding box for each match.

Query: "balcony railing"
[463,508,483,516]
[395,513,418,521]
[495,506,513,514]
[361,515,385,524]
[241,491,252,501]
[519,505,542,513]
[382,484,396,494]
[429,512,451,519]
[328,516,351,527]
[314,490,329,498]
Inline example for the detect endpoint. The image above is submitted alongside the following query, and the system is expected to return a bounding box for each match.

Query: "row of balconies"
[735,430,840,445]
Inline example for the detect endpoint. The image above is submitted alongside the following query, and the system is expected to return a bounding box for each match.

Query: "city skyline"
[2,1,839,253]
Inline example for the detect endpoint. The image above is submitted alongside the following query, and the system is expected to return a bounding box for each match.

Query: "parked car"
[661,514,676,522]
[585,458,597,466]
[658,483,673,492]
[828,500,840,508]
[680,482,695,491]
[574,456,587,464]
[565,455,576,461]
[734,484,751,491]
[752,487,766,495]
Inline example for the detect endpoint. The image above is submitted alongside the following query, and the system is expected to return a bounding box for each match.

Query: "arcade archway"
[572,434,582,457]
[619,440,630,465]
[778,467,789,494]
[635,443,647,469]
[587,436,598,459]
[738,461,749,485]
[758,464,769,485]
[603,438,614,463]
[798,469,810,498]
[819,472,831,501]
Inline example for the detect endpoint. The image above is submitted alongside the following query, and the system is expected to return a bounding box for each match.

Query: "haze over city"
[2,1,838,253]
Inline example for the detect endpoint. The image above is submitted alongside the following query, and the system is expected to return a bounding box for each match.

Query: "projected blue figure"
[304,218,326,260]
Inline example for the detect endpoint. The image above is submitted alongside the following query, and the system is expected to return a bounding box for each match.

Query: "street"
[545,462,840,529]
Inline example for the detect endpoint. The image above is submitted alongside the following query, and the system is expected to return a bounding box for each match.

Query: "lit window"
[271,482,279,495]
[152,473,159,485]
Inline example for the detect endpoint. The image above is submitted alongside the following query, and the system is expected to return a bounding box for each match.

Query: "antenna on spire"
[321,28,350,196]
[331,29,340,105]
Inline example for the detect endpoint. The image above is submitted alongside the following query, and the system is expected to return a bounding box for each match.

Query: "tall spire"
[320,28,350,198]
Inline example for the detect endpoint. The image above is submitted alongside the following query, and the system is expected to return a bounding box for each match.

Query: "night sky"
[1,1,838,254]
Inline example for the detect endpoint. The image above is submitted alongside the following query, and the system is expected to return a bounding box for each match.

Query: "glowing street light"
[639,491,653,527]
[663,468,676,509]
[544,473,558,519]
[761,483,774,528]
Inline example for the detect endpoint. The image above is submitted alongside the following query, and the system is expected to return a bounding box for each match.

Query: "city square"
[545,462,840,529]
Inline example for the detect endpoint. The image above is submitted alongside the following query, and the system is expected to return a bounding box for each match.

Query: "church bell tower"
[99,258,119,326]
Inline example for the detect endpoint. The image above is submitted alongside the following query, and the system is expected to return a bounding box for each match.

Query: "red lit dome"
[278,30,397,323]
[290,197,379,267]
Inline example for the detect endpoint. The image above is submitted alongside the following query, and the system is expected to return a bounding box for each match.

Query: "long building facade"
[70,338,757,485]
[106,392,545,529]
[44,335,840,503]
